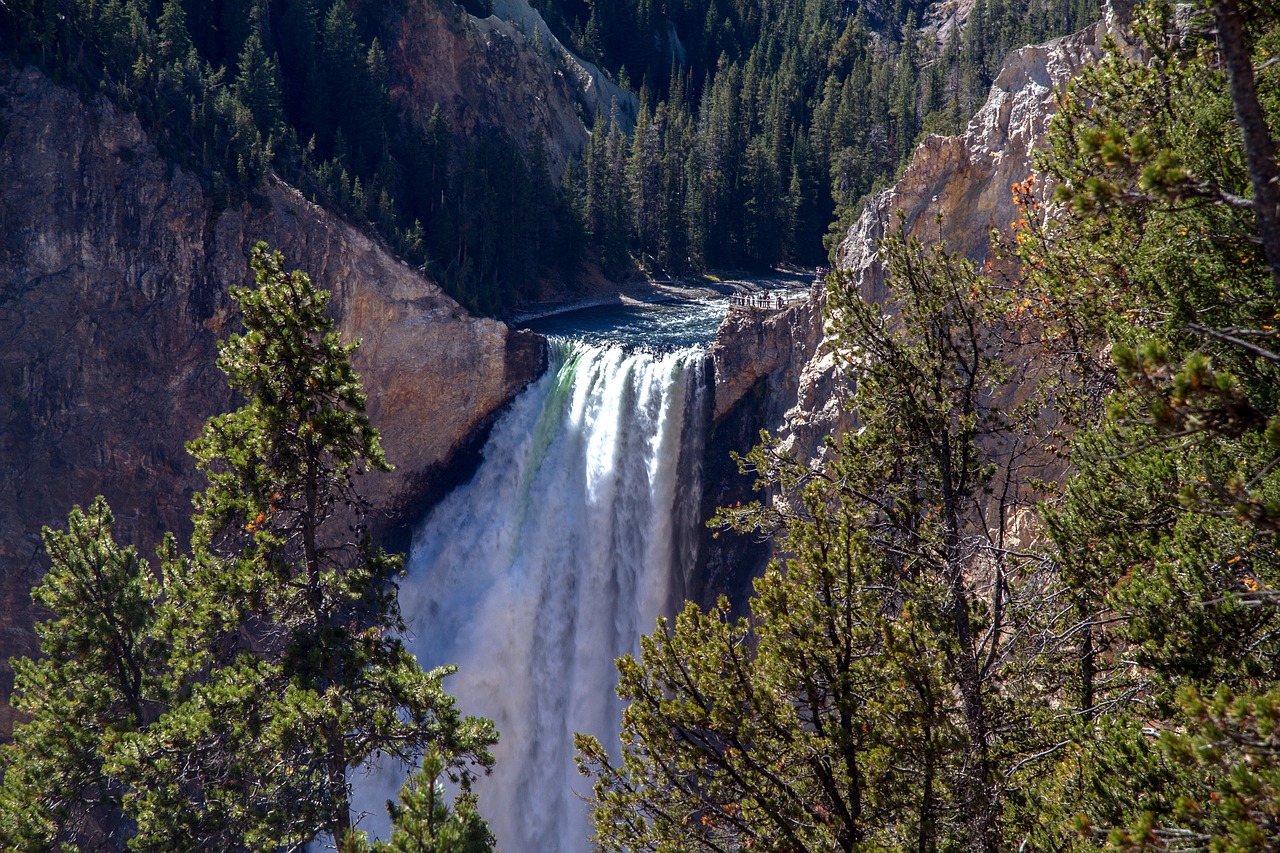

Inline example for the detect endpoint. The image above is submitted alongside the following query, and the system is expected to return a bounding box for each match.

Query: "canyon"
[0,0,1111,747]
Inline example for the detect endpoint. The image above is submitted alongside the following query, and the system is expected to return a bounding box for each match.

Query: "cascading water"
[353,324,714,851]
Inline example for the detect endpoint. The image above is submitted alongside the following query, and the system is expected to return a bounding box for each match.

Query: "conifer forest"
[2,0,1096,310]
[3,0,1280,850]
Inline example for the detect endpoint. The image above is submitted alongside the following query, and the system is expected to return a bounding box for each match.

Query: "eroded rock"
[0,64,544,735]
[776,19,1111,467]
[385,0,636,178]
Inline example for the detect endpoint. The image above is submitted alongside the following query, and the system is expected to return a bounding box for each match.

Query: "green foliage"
[1027,0,1280,686]
[553,0,1098,273]
[343,750,494,853]
[0,499,168,851]
[0,244,495,850]
[0,0,578,314]
[580,234,1075,851]
[998,1,1280,847]
[578,502,980,851]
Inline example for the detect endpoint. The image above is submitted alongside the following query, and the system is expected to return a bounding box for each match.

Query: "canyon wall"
[697,293,826,605]
[700,14,1115,597]
[783,17,1110,465]
[0,64,544,735]
[383,0,635,178]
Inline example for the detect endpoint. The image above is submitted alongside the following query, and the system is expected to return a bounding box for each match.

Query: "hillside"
[2,0,1097,312]
[0,61,544,736]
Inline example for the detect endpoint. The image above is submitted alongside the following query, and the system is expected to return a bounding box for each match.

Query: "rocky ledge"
[708,291,824,429]
[0,64,545,735]
[778,17,1111,465]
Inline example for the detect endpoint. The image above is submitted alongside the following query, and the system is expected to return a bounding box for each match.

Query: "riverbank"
[505,268,816,325]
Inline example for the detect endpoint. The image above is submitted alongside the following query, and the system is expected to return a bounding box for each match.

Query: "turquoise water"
[521,298,729,349]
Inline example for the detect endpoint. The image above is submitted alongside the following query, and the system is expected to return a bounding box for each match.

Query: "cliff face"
[384,0,635,178]
[772,19,1110,465]
[708,293,825,428]
[835,23,1107,295]
[696,293,826,604]
[0,64,543,735]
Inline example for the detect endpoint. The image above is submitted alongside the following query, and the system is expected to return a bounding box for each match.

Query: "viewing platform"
[726,268,825,313]
[729,292,789,311]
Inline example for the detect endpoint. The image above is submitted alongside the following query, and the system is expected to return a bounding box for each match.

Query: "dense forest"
[554,0,1097,274]
[575,1,1280,849]
[0,0,1096,312]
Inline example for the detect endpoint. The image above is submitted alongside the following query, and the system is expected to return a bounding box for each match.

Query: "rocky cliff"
[696,292,826,604]
[834,22,1107,295]
[384,0,635,178]
[0,64,544,736]
[697,14,1116,597]
[773,17,1111,466]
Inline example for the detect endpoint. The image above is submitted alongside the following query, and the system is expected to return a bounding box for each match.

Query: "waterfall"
[354,338,710,851]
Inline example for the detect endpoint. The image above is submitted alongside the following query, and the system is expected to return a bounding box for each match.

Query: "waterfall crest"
[356,338,710,851]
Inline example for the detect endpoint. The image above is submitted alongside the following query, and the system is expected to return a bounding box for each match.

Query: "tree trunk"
[920,718,936,853]
[950,564,998,853]
[1215,0,1280,298]
[1080,625,1095,713]
[938,517,998,851]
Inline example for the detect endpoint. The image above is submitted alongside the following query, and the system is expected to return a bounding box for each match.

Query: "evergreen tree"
[627,97,665,269]
[234,24,286,150]
[1,0,1100,305]
[317,0,362,160]
[741,134,784,267]
[1000,1,1280,845]
[891,11,919,162]
[0,499,169,851]
[0,245,497,850]
[343,750,494,852]
[157,0,193,64]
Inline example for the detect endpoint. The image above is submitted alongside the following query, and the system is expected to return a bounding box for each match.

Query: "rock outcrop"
[696,293,826,604]
[773,18,1110,466]
[0,64,544,736]
[708,293,825,428]
[385,0,636,178]
[836,22,1106,297]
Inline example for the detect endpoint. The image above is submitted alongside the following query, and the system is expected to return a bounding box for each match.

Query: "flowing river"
[353,297,727,851]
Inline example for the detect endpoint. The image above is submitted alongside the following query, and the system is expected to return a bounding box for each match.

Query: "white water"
[353,338,709,851]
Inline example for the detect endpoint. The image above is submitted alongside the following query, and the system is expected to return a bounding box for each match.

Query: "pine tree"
[143,245,494,848]
[234,22,286,149]
[342,750,494,852]
[1,245,498,850]
[0,499,170,851]
[156,0,193,64]
[741,134,783,267]
[890,11,919,163]
[627,97,664,269]
[1001,2,1280,845]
